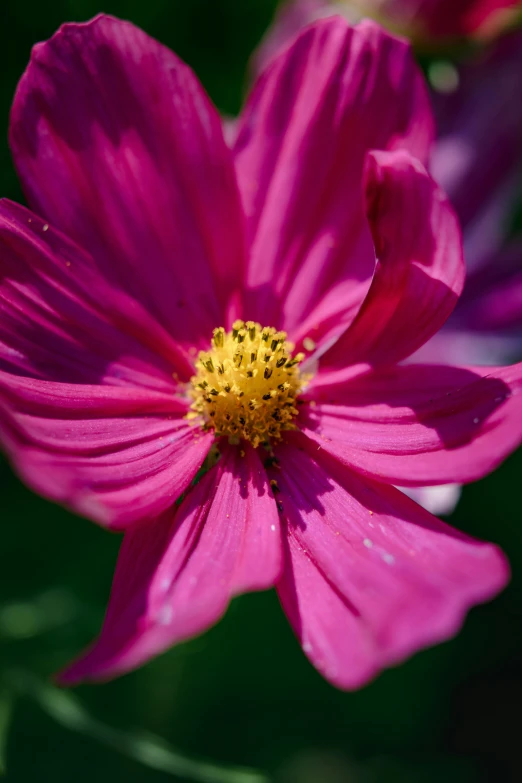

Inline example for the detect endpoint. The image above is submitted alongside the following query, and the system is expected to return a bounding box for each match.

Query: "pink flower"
[354,0,522,44]
[1,14,521,690]
[254,0,522,59]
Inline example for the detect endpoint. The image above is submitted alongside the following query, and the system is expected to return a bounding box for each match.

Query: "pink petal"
[252,0,334,77]
[302,362,522,486]
[59,443,281,683]
[0,372,212,529]
[274,436,508,690]
[10,14,246,348]
[316,149,464,384]
[0,204,213,527]
[234,17,433,349]
[0,200,193,389]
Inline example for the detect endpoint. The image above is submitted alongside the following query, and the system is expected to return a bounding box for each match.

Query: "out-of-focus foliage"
[0,2,521,782]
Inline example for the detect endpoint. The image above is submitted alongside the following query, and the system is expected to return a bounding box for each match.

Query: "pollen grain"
[188,320,305,447]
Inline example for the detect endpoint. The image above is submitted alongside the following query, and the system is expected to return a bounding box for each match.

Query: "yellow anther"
[188,321,306,447]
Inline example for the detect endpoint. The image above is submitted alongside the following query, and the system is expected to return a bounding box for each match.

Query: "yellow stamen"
[188,321,306,447]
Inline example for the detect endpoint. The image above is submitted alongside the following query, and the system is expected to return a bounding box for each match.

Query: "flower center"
[189,320,305,447]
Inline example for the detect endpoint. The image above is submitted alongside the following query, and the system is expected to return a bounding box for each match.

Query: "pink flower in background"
[421,30,522,368]
[353,0,522,44]
[1,15,521,690]
[255,0,522,58]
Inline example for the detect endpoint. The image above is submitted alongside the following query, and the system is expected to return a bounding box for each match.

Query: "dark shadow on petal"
[308,363,512,453]
[13,34,169,161]
[268,434,335,523]
[0,209,182,387]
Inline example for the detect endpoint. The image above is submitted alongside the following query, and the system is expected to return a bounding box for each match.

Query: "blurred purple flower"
[355,0,522,45]
[420,31,522,367]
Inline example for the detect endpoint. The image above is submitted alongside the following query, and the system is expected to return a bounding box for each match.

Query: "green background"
[0,2,521,781]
